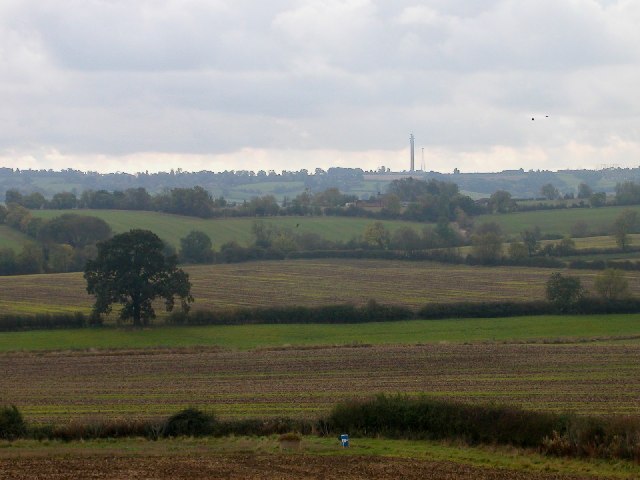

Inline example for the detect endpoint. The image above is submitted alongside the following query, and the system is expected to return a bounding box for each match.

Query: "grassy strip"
[1,314,640,352]
[0,437,636,479]
[476,205,640,236]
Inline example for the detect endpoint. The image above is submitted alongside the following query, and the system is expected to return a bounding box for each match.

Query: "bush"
[50,417,155,441]
[0,405,26,440]
[163,408,216,437]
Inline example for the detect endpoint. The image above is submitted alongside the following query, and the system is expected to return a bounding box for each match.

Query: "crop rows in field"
[1,259,640,315]
[2,343,639,425]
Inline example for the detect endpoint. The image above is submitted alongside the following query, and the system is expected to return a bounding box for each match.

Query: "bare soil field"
[2,343,639,424]
[0,454,608,480]
[1,259,639,314]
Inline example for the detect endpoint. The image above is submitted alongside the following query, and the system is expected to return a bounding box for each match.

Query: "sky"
[1,0,639,174]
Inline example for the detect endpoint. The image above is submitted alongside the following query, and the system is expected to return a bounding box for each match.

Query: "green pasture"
[1,437,636,479]
[30,210,425,250]
[0,225,30,250]
[1,314,639,352]
[476,205,640,237]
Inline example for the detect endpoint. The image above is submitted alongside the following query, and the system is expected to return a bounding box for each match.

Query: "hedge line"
[169,298,640,326]
[4,298,640,331]
[5,400,640,461]
[323,395,640,461]
[167,301,414,326]
[0,312,99,332]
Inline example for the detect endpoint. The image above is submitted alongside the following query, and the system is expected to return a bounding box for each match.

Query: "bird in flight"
[531,115,550,121]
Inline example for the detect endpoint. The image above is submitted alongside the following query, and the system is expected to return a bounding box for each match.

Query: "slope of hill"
[0,225,31,250]
[475,205,640,236]
[28,210,425,250]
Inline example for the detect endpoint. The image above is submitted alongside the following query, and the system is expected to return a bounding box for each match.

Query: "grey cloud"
[1,0,640,170]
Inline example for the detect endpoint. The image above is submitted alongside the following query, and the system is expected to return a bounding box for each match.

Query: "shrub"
[0,405,26,440]
[51,417,154,441]
[278,432,302,442]
[163,408,216,437]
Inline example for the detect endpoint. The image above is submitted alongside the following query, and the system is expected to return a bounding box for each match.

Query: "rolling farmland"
[1,259,639,315]
[28,210,425,250]
[476,205,640,236]
[2,343,639,426]
[0,225,31,250]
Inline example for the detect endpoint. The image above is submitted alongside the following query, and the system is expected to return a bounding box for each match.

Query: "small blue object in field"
[340,434,349,447]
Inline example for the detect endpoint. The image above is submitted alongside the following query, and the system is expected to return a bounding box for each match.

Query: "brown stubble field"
[2,343,639,425]
[1,259,639,314]
[0,454,605,480]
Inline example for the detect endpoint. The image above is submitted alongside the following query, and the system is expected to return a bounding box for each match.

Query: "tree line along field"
[2,343,639,427]
[1,259,640,315]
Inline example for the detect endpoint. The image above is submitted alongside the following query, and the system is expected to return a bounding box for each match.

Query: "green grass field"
[1,204,636,254]
[0,225,31,250]
[476,205,640,237]
[27,210,425,250]
[1,314,639,352]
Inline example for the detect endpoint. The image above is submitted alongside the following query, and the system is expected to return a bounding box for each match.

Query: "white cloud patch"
[1,0,640,173]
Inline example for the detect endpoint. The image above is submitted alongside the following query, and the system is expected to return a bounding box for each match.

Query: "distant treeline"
[7,179,640,224]
[4,178,483,222]
[5,164,640,200]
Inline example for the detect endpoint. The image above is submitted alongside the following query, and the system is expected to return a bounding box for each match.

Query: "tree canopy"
[179,230,214,264]
[84,229,193,326]
[545,272,583,312]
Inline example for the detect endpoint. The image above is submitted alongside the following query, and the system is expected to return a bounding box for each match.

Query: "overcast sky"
[1,0,639,174]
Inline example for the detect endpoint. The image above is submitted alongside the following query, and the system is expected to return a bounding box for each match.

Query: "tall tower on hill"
[410,133,415,172]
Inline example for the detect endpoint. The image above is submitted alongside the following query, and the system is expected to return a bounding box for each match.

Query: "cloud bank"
[1,0,639,173]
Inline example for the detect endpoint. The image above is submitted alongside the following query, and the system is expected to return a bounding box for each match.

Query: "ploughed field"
[0,453,605,480]
[3,343,639,425]
[2,259,640,315]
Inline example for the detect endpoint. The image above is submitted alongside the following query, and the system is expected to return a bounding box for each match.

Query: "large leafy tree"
[545,272,584,312]
[84,229,193,326]
[38,213,112,248]
[179,230,214,264]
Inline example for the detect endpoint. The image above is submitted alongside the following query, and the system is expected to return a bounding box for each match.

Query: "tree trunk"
[132,300,141,327]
